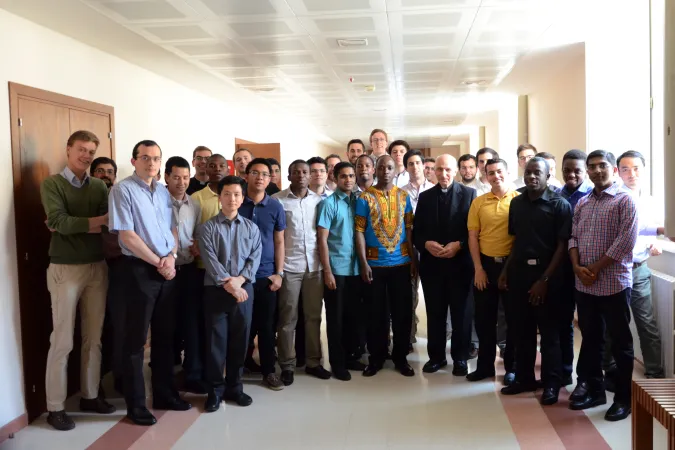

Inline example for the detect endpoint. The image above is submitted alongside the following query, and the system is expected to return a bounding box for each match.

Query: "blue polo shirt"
[557,178,593,213]
[239,194,286,278]
[316,189,360,276]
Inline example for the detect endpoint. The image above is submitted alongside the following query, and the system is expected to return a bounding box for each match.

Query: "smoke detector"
[337,38,368,48]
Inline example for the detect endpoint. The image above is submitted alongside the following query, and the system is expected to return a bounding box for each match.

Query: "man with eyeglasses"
[308,156,333,199]
[187,146,212,195]
[513,144,537,189]
[109,140,190,426]
[369,129,388,158]
[239,158,287,390]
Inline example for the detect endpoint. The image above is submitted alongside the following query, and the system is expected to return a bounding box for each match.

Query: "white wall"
[0,9,336,428]
[528,53,586,177]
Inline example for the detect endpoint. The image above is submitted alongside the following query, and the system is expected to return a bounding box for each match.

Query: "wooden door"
[9,83,114,422]
[235,143,282,187]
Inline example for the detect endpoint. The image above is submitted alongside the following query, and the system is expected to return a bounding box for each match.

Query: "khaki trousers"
[45,262,108,411]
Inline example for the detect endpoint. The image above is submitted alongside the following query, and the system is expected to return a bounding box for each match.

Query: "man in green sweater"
[40,130,115,431]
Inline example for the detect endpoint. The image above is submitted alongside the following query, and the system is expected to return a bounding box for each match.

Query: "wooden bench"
[633,379,675,449]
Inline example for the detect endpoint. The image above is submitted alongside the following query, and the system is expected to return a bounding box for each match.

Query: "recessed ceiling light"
[461,80,488,86]
[247,87,275,92]
[337,38,368,48]
[373,108,387,112]
[364,85,376,92]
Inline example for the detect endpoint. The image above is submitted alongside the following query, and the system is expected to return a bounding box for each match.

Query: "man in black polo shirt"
[498,157,572,405]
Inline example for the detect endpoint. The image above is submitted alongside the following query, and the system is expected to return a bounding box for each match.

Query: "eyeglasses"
[94,168,115,176]
[194,156,209,162]
[372,138,386,143]
[518,155,534,162]
[137,155,161,163]
[249,170,270,179]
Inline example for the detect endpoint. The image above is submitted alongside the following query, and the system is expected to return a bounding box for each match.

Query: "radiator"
[651,270,675,377]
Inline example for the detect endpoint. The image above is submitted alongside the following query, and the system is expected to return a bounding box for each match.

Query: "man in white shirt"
[388,140,411,188]
[475,148,499,196]
[512,144,537,189]
[602,151,664,379]
[536,152,563,189]
[308,156,333,199]
[273,160,328,385]
[369,129,388,158]
[325,154,341,192]
[424,157,437,184]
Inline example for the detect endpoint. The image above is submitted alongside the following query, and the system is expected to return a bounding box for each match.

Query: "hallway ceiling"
[1,0,582,148]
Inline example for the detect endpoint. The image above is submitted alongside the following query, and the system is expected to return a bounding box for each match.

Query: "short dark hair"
[217,175,246,195]
[517,143,537,157]
[165,156,190,175]
[68,130,100,148]
[424,157,436,163]
[562,149,587,163]
[333,161,354,178]
[266,157,280,168]
[403,149,423,167]
[132,140,161,159]
[476,147,499,159]
[457,154,477,168]
[192,145,212,158]
[325,154,342,163]
[586,150,616,167]
[485,158,508,172]
[233,148,253,158]
[617,150,646,167]
[246,158,272,174]
[387,140,410,155]
[536,152,556,161]
[526,156,550,174]
[307,156,327,170]
[288,159,309,174]
[208,154,227,163]
[347,139,365,151]
[356,154,376,166]
[90,157,117,176]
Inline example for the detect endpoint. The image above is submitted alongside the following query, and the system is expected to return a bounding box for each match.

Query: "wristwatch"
[276,271,284,277]
[168,252,178,259]
[540,275,550,283]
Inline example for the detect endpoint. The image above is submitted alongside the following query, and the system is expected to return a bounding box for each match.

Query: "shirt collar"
[334,189,352,201]
[561,178,594,197]
[592,181,621,198]
[244,193,270,206]
[283,187,319,200]
[217,212,241,224]
[171,193,189,205]
[131,171,157,191]
[487,187,515,199]
[62,166,90,186]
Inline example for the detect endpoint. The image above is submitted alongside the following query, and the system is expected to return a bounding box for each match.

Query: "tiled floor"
[2,293,669,450]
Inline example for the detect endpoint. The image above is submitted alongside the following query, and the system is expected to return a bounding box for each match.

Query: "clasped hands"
[222,275,248,302]
[157,254,176,280]
[425,241,460,259]
[573,262,600,286]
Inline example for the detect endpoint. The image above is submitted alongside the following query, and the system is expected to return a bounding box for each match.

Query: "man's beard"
[102,177,113,188]
[462,174,476,183]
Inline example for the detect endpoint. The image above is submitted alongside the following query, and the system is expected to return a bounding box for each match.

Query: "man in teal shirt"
[317,162,363,381]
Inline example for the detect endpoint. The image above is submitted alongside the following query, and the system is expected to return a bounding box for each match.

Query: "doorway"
[8,82,115,422]
[234,139,282,188]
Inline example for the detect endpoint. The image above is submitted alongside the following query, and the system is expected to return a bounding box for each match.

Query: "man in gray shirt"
[109,140,189,426]
[198,176,261,412]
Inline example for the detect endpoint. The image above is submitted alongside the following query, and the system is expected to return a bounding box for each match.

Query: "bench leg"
[633,401,653,450]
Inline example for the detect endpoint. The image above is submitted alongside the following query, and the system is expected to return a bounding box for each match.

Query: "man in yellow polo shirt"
[466,158,519,385]
[192,154,229,227]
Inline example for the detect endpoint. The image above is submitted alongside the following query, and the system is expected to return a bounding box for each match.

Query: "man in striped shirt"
[567,150,638,422]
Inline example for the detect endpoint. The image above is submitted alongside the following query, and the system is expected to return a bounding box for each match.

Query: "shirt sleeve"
[606,195,639,261]
[40,177,91,235]
[568,198,583,250]
[639,196,661,237]
[467,197,480,231]
[241,223,262,283]
[355,196,369,233]
[507,200,516,236]
[316,199,334,230]
[197,221,231,285]
[192,202,202,236]
[108,184,135,232]
[274,199,287,232]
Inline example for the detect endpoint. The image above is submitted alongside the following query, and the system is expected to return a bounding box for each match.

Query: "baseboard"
[0,413,28,444]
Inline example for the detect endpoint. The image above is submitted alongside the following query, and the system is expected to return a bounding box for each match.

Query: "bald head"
[435,154,458,189]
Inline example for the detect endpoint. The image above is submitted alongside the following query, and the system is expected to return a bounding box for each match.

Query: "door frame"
[8,82,116,421]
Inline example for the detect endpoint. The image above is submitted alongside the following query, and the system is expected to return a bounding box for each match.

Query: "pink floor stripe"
[87,409,167,450]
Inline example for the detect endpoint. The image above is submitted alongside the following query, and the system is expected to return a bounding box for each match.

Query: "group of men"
[40,127,665,431]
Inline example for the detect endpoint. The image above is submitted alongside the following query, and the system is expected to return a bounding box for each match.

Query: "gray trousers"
[603,264,663,376]
[277,270,324,371]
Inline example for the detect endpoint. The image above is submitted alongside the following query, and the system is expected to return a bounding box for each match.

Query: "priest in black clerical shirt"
[413,154,476,376]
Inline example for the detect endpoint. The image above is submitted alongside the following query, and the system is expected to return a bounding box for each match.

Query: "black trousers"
[364,264,413,366]
[204,284,253,396]
[510,264,561,388]
[422,270,472,362]
[474,254,516,373]
[559,262,576,378]
[174,263,204,382]
[576,288,634,403]
[324,275,362,370]
[100,256,125,384]
[250,277,278,376]
[122,257,178,408]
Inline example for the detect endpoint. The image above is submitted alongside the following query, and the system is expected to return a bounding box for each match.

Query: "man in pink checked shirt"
[567,150,638,422]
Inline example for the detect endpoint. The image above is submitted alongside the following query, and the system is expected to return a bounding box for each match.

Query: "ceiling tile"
[247,38,307,52]
[172,42,232,56]
[261,53,317,66]
[402,33,456,47]
[200,57,252,68]
[144,25,212,40]
[403,48,454,61]
[301,0,374,13]
[335,64,387,74]
[400,0,477,6]
[280,66,327,76]
[101,1,185,20]
[215,67,277,78]
[334,51,381,64]
[402,12,463,29]
[200,0,278,16]
[325,36,380,50]
[314,17,376,33]
[402,72,444,81]
[229,21,294,37]
[403,60,454,72]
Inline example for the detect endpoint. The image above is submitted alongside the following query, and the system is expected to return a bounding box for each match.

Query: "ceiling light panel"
[229,20,296,38]
[172,42,233,56]
[143,25,212,41]
[199,0,280,16]
[402,12,463,29]
[100,1,186,21]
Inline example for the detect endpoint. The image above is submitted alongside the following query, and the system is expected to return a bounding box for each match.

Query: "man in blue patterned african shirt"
[355,155,417,378]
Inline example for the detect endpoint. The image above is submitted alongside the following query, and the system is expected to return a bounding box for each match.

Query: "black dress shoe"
[500,382,537,395]
[204,392,222,413]
[333,369,352,381]
[47,411,75,431]
[568,381,589,402]
[224,392,252,407]
[153,396,192,411]
[127,407,157,426]
[604,402,631,421]
[503,372,515,386]
[281,370,294,386]
[452,361,468,376]
[422,359,448,373]
[346,360,366,371]
[80,396,116,414]
[466,370,496,382]
[569,392,607,411]
[306,365,332,380]
[362,364,382,377]
[395,362,415,377]
[540,387,560,406]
